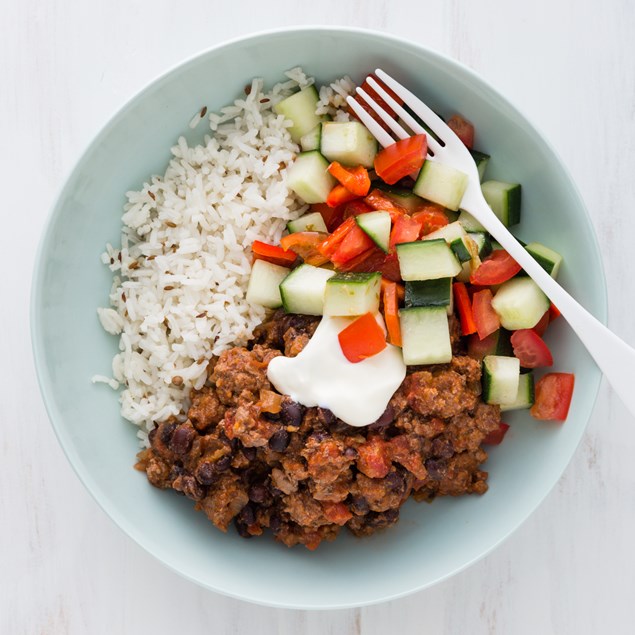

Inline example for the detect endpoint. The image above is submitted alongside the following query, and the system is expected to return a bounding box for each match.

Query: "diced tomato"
[549,303,562,322]
[380,252,402,281]
[318,217,356,258]
[467,330,501,361]
[453,282,477,336]
[389,214,421,250]
[330,224,375,266]
[530,373,575,421]
[482,422,510,445]
[336,246,386,273]
[280,232,329,266]
[381,280,402,347]
[412,204,449,236]
[327,162,371,196]
[447,114,475,149]
[338,312,387,363]
[326,184,360,208]
[251,240,297,267]
[364,189,407,221]
[470,249,522,285]
[472,288,500,340]
[374,135,427,185]
[322,501,353,526]
[510,329,554,368]
[311,203,344,232]
[533,310,550,336]
[342,199,374,220]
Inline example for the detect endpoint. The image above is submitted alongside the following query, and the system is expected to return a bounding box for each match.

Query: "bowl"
[31,26,606,609]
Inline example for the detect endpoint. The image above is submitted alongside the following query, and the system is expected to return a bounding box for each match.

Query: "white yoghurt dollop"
[266,314,407,427]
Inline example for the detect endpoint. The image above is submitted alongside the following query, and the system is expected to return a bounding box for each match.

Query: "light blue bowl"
[31,27,606,609]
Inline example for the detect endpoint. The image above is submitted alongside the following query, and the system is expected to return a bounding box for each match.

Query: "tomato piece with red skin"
[342,199,374,221]
[482,422,510,445]
[312,203,345,233]
[510,329,554,368]
[412,205,449,236]
[330,224,376,266]
[447,114,475,149]
[363,189,407,221]
[533,310,550,336]
[380,252,402,281]
[374,135,428,185]
[336,246,385,274]
[318,217,356,258]
[472,288,500,340]
[389,214,422,250]
[530,373,575,421]
[549,303,561,322]
[470,249,522,285]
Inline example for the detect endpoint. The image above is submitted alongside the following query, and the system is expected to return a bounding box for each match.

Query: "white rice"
[95,68,344,444]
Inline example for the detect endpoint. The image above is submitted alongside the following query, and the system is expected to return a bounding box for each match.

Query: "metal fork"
[348,68,635,418]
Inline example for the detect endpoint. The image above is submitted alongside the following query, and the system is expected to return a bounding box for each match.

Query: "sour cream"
[267,314,407,427]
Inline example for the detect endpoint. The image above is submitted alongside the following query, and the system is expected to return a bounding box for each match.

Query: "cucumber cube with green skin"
[246,259,290,309]
[469,149,490,182]
[482,355,521,405]
[491,277,550,330]
[323,272,381,317]
[405,278,452,308]
[279,264,336,315]
[300,124,322,152]
[500,372,535,411]
[396,239,462,281]
[399,306,452,365]
[373,184,428,213]
[286,151,337,204]
[525,242,563,278]
[468,232,493,259]
[481,180,522,227]
[273,86,322,143]
[356,211,391,252]
[413,160,469,211]
[287,211,328,234]
[424,221,473,263]
[320,121,378,168]
[458,209,487,232]
[467,327,512,360]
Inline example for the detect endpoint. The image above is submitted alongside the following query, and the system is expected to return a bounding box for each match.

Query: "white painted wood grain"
[3,0,635,633]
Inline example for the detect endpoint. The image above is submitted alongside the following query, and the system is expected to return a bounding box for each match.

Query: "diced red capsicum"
[327,162,371,196]
[533,310,550,336]
[472,288,500,340]
[374,135,428,185]
[530,373,575,421]
[447,114,475,149]
[280,232,330,266]
[381,280,402,347]
[470,249,522,286]
[363,189,408,221]
[251,240,297,267]
[338,312,387,363]
[482,422,510,445]
[326,184,360,208]
[318,217,357,258]
[453,282,477,336]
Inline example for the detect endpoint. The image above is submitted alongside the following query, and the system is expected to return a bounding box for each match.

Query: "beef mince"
[135,310,501,550]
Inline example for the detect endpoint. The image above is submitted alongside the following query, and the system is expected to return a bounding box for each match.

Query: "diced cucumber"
[469,149,490,182]
[525,242,563,278]
[273,86,322,143]
[399,307,452,365]
[467,328,512,360]
[491,277,550,330]
[320,121,378,168]
[396,239,462,281]
[286,151,336,204]
[279,264,335,315]
[300,124,322,152]
[482,355,520,405]
[413,160,469,211]
[468,232,493,259]
[323,272,381,317]
[356,211,391,253]
[245,259,290,309]
[374,184,428,213]
[405,278,452,308]
[500,372,535,412]
[424,221,473,263]
[481,180,522,227]
[287,211,328,234]
[458,209,486,232]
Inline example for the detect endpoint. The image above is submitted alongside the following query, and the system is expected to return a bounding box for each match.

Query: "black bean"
[431,438,454,459]
[368,405,395,430]
[318,407,336,426]
[280,400,304,428]
[169,425,195,455]
[242,445,257,461]
[239,504,256,526]
[248,484,269,504]
[195,461,217,486]
[168,463,185,481]
[425,458,447,481]
[178,475,205,501]
[385,471,407,496]
[159,422,177,446]
[261,411,280,421]
[269,514,282,533]
[269,428,290,452]
[148,425,158,445]
[344,447,358,460]
[310,430,328,443]
[234,518,252,539]
[350,495,370,515]
[215,455,232,472]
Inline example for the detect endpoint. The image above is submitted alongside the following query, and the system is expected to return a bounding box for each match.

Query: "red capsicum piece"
[327,162,371,196]
[326,184,360,208]
[338,312,387,363]
[453,282,478,336]
[381,280,402,347]
[251,240,297,267]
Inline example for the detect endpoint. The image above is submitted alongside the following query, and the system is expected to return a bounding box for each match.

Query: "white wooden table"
[3,1,635,632]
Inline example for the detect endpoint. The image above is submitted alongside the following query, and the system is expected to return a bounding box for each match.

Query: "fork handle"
[468,196,635,416]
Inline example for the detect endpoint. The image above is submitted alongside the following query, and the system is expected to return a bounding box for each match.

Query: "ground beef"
[136,310,502,550]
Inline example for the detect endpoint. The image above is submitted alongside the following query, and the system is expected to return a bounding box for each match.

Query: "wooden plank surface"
[2,1,635,632]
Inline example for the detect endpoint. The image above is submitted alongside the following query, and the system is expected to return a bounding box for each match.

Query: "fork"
[347,68,635,418]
